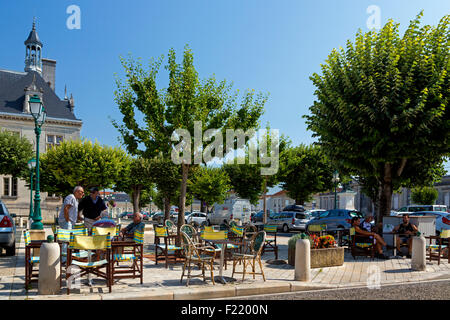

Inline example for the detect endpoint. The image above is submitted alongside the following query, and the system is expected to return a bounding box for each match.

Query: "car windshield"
[349,211,364,218]
[296,213,308,219]
[318,211,329,218]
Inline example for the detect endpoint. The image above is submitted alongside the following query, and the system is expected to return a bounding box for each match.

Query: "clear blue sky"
[1,0,449,173]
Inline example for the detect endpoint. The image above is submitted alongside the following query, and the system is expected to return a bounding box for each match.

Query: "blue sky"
[1,1,449,174]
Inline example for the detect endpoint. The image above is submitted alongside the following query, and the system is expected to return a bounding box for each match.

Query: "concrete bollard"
[38,235,61,295]
[411,235,426,271]
[294,239,310,281]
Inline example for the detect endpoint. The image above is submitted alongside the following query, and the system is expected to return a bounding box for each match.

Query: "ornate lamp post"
[332,170,340,209]
[27,158,36,219]
[29,94,46,230]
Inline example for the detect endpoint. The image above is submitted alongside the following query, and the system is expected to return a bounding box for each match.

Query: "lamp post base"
[30,221,44,230]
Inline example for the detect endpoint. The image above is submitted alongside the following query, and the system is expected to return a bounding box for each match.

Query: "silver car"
[0,200,16,256]
[268,211,311,233]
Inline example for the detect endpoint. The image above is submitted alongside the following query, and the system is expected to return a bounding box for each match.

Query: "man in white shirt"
[58,186,84,229]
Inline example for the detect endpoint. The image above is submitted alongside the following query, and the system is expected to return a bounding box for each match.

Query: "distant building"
[0,21,82,221]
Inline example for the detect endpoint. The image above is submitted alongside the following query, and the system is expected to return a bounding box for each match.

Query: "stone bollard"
[19,217,23,228]
[38,235,61,295]
[411,235,426,271]
[294,238,310,281]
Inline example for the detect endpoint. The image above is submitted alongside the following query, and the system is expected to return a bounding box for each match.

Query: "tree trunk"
[132,186,141,214]
[378,163,393,223]
[263,177,267,224]
[164,196,171,222]
[177,163,189,246]
[200,201,206,213]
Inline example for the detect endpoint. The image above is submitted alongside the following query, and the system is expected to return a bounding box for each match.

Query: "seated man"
[351,217,388,259]
[360,213,374,232]
[393,214,418,258]
[120,212,145,239]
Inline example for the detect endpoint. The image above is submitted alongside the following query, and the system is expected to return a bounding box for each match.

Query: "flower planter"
[288,246,344,268]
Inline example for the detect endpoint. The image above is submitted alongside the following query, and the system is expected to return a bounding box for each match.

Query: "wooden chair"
[154,225,182,268]
[111,229,144,284]
[23,230,40,290]
[66,233,112,294]
[55,227,93,262]
[262,224,278,259]
[426,230,450,265]
[180,231,216,286]
[232,231,266,281]
[350,227,375,260]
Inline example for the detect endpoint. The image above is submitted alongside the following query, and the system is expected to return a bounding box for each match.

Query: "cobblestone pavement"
[1,226,450,299]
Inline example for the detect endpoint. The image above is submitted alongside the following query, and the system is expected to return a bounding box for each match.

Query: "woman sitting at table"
[351,217,389,259]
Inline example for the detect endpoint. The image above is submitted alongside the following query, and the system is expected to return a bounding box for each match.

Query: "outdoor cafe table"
[204,239,243,284]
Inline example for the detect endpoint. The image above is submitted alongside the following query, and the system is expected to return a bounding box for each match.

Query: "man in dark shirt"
[393,214,418,258]
[78,187,107,231]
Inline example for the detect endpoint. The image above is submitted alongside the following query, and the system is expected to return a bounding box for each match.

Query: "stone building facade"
[0,21,82,222]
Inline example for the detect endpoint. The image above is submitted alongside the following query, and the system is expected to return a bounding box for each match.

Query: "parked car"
[305,209,327,220]
[306,209,364,231]
[252,209,274,223]
[152,212,165,224]
[208,198,252,225]
[0,200,16,256]
[398,205,447,213]
[268,211,312,233]
[413,211,450,235]
[282,204,305,212]
[119,211,132,218]
[186,211,208,226]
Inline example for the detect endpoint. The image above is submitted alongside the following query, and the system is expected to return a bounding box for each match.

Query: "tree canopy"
[304,13,450,220]
[0,130,34,178]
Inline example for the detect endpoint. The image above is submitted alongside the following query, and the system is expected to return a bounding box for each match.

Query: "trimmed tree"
[40,139,129,197]
[0,130,34,178]
[278,144,334,205]
[304,13,450,221]
[411,186,439,205]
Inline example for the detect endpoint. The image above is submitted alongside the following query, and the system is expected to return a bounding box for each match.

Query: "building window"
[3,177,18,197]
[47,135,63,150]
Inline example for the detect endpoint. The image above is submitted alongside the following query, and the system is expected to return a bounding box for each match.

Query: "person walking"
[78,187,108,232]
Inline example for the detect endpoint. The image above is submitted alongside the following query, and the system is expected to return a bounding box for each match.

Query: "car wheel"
[282,224,289,233]
[5,242,15,256]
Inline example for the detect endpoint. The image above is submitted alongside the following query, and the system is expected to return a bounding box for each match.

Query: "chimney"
[42,58,56,91]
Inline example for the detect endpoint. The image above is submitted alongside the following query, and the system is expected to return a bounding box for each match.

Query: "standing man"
[58,186,84,262]
[78,187,108,232]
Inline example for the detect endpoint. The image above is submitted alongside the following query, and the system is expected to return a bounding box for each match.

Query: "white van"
[208,198,252,225]
[398,205,448,213]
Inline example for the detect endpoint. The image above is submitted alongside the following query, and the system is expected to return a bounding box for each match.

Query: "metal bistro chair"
[181,224,202,245]
[180,231,216,286]
[165,219,177,235]
[66,233,112,294]
[111,229,144,284]
[154,225,182,268]
[232,231,267,281]
[23,229,40,290]
[262,224,278,259]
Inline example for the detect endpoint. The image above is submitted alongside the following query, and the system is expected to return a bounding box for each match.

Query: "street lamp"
[29,94,46,230]
[27,158,36,220]
[332,170,340,209]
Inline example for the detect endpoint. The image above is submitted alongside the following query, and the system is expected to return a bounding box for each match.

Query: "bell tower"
[24,18,43,74]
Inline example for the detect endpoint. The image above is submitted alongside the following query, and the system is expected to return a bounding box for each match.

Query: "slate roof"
[24,24,42,47]
[0,70,79,121]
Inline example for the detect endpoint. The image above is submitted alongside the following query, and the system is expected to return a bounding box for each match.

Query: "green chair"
[111,229,144,284]
[154,225,182,268]
[23,230,40,290]
[232,231,266,281]
[262,225,278,259]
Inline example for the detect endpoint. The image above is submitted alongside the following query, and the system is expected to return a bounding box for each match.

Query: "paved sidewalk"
[1,227,450,300]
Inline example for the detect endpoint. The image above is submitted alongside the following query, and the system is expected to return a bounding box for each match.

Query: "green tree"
[411,186,439,205]
[223,161,265,205]
[304,13,450,221]
[0,130,34,178]
[189,166,230,212]
[40,139,129,197]
[113,46,266,242]
[114,156,154,213]
[278,144,334,205]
